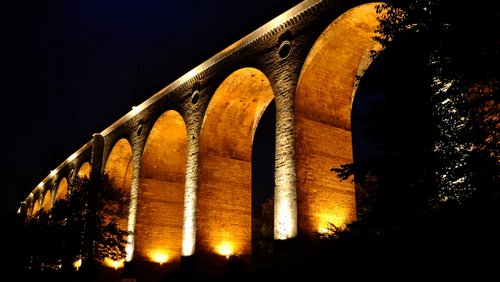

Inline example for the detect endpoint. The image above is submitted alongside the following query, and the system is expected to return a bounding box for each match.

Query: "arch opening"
[42,190,52,211]
[296,3,382,236]
[31,197,40,216]
[198,67,275,265]
[77,162,91,179]
[251,100,276,260]
[54,178,69,202]
[137,110,187,267]
[104,138,133,262]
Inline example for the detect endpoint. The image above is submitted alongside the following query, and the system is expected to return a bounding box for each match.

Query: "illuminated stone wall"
[296,3,381,235]
[20,0,386,274]
[77,162,91,178]
[198,68,274,265]
[103,138,133,258]
[41,190,51,211]
[136,111,187,266]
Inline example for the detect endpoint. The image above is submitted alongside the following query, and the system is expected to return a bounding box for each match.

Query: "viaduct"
[19,0,384,273]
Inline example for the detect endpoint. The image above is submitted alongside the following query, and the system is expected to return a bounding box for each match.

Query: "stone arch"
[198,67,274,263]
[103,138,133,263]
[295,3,382,236]
[104,138,133,193]
[77,162,91,178]
[26,197,34,216]
[41,189,52,211]
[54,178,69,202]
[31,196,40,216]
[136,110,187,266]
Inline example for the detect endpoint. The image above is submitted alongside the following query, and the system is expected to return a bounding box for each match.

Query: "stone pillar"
[125,138,144,262]
[181,105,202,258]
[90,133,104,180]
[273,68,299,240]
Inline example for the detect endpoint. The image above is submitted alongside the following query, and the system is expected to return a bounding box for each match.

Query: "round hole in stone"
[278,40,291,59]
[137,124,143,137]
[191,90,200,105]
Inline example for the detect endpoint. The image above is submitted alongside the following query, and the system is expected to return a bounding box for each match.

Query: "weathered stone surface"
[21,0,382,274]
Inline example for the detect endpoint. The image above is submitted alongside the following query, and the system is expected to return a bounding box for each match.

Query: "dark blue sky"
[1,0,303,214]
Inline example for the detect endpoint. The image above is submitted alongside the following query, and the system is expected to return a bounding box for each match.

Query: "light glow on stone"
[125,172,139,262]
[182,147,198,256]
[275,196,295,239]
[104,258,124,269]
[181,188,196,256]
[125,189,137,262]
[151,250,169,265]
[73,259,82,271]
[274,146,297,238]
[215,241,234,258]
[67,151,77,162]
[317,213,346,234]
[125,241,134,262]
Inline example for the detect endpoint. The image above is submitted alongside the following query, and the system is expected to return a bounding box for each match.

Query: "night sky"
[1,0,305,214]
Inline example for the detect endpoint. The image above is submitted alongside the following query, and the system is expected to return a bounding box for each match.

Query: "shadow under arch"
[136,110,187,267]
[295,2,383,236]
[103,138,133,261]
[198,67,274,267]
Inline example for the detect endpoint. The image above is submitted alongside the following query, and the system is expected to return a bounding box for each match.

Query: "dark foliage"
[252,197,274,260]
[375,0,499,201]
[17,173,129,277]
[333,39,438,225]
[333,0,499,228]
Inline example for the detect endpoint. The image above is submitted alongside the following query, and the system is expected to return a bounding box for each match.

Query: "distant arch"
[41,190,52,211]
[103,138,133,262]
[77,162,91,178]
[31,197,40,216]
[104,139,133,192]
[54,178,69,202]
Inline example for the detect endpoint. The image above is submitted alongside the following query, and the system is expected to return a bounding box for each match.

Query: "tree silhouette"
[252,197,274,260]
[24,173,129,275]
[333,0,499,223]
[375,0,499,202]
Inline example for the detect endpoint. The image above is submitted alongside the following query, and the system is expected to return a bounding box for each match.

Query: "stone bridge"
[19,0,383,272]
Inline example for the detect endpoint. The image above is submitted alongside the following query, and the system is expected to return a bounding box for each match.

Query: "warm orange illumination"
[77,162,91,178]
[42,190,52,211]
[316,212,347,234]
[150,250,169,265]
[215,241,234,258]
[31,200,40,217]
[296,3,381,237]
[199,67,273,258]
[54,178,69,201]
[104,138,134,261]
[139,110,186,262]
[104,258,124,269]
